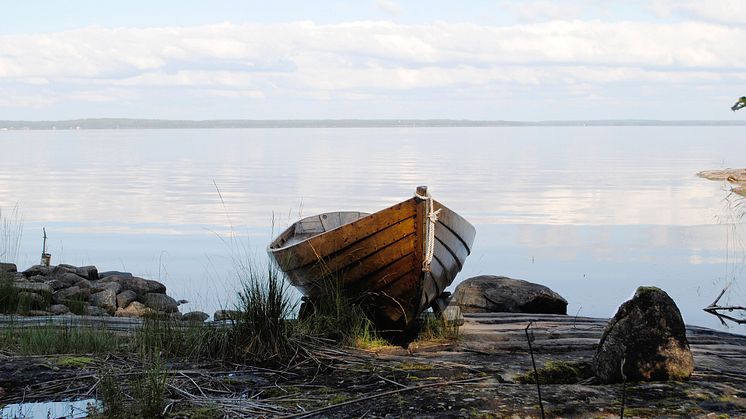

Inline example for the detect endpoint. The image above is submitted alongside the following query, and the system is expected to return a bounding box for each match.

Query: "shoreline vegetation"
[2,118,746,130]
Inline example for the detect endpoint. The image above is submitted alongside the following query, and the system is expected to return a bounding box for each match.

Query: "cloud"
[376,0,402,15]
[652,0,746,25]
[0,20,744,117]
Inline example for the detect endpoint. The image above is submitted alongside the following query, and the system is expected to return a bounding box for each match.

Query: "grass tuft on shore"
[1,323,121,355]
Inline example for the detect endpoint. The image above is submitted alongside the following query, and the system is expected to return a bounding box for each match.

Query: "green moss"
[56,356,94,368]
[515,361,593,384]
[328,394,350,405]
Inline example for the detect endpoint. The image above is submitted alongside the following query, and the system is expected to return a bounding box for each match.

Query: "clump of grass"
[226,262,296,363]
[515,360,593,384]
[0,277,20,313]
[416,312,460,342]
[98,369,125,415]
[296,277,384,347]
[132,355,169,418]
[0,204,23,264]
[2,324,121,355]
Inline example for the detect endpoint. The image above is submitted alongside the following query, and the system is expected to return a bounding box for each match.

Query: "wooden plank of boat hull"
[291,217,416,285]
[418,256,447,311]
[347,252,417,294]
[432,239,461,289]
[288,238,416,298]
[288,235,414,297]
[434,222,469,269]
[433,200,476,252]
[271,199,417,271]
[372,271,421,328]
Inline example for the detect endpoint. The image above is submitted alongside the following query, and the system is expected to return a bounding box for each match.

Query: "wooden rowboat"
[268,187,476,332]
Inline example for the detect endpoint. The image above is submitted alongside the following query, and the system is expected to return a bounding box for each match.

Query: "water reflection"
[0,127,745,331]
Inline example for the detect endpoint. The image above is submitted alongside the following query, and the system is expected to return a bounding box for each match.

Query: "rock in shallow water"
[182,311,209,322]
[143,293,179,313]
[453,275,568,314]
[593,286,694,383]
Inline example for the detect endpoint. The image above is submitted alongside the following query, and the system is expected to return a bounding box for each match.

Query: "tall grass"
[0,204,23,264]
[295,278,382,347]
[227,262,296,362]
[1,324,121,355]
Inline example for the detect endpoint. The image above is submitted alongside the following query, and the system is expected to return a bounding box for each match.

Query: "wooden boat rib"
[268,187,476,331]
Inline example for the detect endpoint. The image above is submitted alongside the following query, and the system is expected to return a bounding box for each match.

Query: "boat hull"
[268,193,475,331]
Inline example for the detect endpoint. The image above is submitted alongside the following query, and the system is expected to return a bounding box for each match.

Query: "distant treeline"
[2,118,746,130]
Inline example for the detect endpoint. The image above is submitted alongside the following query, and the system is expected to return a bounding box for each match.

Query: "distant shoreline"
[2,118,746,130]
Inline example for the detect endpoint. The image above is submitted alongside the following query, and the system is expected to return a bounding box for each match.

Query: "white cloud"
[376,0,402,15]
[0,20,744,116]
[652,0,746,25]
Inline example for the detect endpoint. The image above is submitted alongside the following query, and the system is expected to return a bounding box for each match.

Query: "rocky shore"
[1,262,209,322]
[698,168,746,197]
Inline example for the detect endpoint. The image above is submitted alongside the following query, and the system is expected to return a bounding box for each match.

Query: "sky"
[1,0,745,120]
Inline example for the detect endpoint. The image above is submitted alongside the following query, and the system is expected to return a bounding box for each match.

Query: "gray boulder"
[14,281,53,294]
[28,275,46,283]
[453,276,568,314]
[0,263,17,273]
[90,289,117,315]
[116,290,138,308]
[182,311,209,322]
[75,279,92,289]
[85,305,109,317]
[92,281,122,295]
[76,266,99,282]
[44,279,66,291]
[23,265,51,277]
[49,304,71,315]
[59,273,85,287]
[52,265,81,278]
[143,293,178,313]
[52,286,90,304]
[99,275,166,296]
[593,286,694,383]
[99,271,133,279]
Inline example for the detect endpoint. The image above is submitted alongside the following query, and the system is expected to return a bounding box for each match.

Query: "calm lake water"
[1,127,745,332]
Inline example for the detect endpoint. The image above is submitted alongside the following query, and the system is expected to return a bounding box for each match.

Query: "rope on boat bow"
[415,190,441,272]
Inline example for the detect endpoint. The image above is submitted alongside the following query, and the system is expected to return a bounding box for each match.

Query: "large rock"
[92,281,122,295]
[0,263,17,274]
[76,266,99,282]
[453,276,568,314]
[99,275,166,296]
[143,293,178,313]
[52,286,90,304]
[116,290,138,308]
[49,304,71,315]
[593,286,694,383]
[90,289,117,315]
[115,301,154,318]
[99,271,133,279]
[182,311,209,322]
[59,273,85,287]
[22,265,51,277]
[14,281,53,294]
[85,305,109,317]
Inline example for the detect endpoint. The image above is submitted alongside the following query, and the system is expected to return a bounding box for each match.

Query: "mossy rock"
[515,361,593,384]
